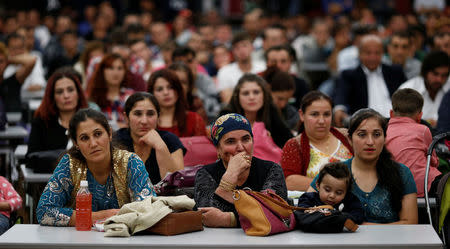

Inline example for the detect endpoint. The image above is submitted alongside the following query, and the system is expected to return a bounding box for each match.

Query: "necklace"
[310,134,332,153]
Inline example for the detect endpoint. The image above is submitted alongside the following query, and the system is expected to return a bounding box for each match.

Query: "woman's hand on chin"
[139,129,165,148]
[199,207,232,227]
[222,152,251,184]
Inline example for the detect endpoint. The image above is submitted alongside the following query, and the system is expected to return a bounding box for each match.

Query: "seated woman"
[261,66,299,130]
[308,108,418,224]
[194,113,287,227]
[0,176,22,235]
[281,91,353,191]
[27,68,88,164]
[147,68,206,137]
[114,92,186,185]
[87,53,134,129]
[37,108,155,226]
[221,73,293,149]
[168,62,208,122]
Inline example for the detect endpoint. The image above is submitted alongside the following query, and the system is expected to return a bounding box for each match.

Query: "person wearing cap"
[194,113,287,227]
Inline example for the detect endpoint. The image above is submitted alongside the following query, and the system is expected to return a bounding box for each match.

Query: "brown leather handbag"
[146,211,203,236]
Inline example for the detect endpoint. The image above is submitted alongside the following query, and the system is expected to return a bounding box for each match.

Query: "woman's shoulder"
[283,135,302,149]
[186,111,204,121]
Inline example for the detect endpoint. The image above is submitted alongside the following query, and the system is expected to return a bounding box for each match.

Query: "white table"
[0,224,443,249]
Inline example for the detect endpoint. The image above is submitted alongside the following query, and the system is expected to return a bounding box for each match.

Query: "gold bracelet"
[229,212,237,227]
[219,182,235,192]
[221,179,236,189]
[219,179,236,192]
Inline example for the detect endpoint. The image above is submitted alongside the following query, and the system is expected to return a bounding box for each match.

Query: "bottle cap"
[80,180,88,187]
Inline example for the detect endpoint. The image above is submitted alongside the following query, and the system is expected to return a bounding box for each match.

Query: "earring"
[75,146,79,151]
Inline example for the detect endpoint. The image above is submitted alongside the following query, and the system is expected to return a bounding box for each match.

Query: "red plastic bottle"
[76,180,92,231]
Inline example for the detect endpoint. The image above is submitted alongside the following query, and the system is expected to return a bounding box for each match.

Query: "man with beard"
[399,51,450,127]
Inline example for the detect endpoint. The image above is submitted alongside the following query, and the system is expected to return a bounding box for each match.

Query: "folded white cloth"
[104,195,195,237]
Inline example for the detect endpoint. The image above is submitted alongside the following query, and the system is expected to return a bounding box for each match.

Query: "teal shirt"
[311,158,416,223]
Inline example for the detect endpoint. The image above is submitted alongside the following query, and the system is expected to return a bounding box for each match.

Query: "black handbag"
[294,208,358,233]
[26,149,65,173]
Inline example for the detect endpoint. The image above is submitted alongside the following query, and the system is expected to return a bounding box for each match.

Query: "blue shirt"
[311,158,417,223]
[37,153,155,226]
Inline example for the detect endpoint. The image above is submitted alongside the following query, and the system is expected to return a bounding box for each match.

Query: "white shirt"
[337,45,359,73]
[362,65,392,117]
[399,76,450,121]
[216,62,266,91]
[3,53,46,97]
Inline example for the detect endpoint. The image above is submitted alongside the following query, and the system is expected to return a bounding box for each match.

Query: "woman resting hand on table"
[113,92,186,185]
[194,113,287,227]
[36,109,155,226]
[307,108,418,224]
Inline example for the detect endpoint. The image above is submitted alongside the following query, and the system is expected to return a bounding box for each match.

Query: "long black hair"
[348,108,404,213]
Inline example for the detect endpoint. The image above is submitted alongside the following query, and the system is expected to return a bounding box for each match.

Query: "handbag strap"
[246,190,334,211]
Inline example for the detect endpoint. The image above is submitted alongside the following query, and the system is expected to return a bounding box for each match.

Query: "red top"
[158,111,207,137]
[281,127,353,179]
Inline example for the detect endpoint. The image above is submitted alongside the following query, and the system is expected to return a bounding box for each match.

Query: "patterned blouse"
[0,176,22,218]
[36,152,155,226]
[306,140,353,178]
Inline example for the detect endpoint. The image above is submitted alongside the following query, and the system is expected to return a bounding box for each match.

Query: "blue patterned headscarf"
[210,113,253,146]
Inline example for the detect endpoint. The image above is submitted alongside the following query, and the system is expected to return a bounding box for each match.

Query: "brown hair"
[147,68,188,133]
[391,88,423,117]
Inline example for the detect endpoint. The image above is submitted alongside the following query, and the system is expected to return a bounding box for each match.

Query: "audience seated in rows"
[334,34,407,126]
[264,45,310,109]
[217,32,266,103]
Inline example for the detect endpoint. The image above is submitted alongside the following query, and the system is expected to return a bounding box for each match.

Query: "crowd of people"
[0,0,448,232]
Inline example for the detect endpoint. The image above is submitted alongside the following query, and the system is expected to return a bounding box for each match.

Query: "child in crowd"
[386,88,441,198]
[0,176,22,235]
[297,162,364,226]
